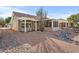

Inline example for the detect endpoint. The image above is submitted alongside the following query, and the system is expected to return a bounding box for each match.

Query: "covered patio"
[17,17,74,32]
[18,17,38,32]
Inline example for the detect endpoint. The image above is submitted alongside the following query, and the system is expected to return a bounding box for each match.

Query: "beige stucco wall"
[12,17,19,31]
[11,12,70,32]
[11,13,38,31]
[58,20,68,23]
[11,13,19,31]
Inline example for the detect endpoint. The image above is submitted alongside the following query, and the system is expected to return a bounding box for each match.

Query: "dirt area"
[0,29,79,53]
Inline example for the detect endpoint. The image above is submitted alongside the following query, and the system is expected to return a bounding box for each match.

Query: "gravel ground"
[2,38,79,53]
[0,30,20,50]
[0,29,79,53]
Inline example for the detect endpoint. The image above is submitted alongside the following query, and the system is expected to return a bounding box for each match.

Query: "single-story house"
[10,11,73,32]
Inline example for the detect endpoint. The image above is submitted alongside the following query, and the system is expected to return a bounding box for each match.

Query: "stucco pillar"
[66,23,68,27]
[24,20,26,32]
[65,23,67,27]
[51,20,54,29]
[35,21,37,31]
[68,23,70,27]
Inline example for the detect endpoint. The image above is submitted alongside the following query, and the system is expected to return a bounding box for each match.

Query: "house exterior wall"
[11,16,70,32]
[44,27,52,31]
[11,15,38,32]
[11,14,19,31]
[17,17,38,32]
[51,20,72,31]
[12,17,19,31]
[11,12,72,32]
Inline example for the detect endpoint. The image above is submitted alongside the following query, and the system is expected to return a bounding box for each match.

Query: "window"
[53,21,58,27]
[48,22,51,27]
[67,23,68,27]
[61,23,65,27]
[21,23,24,28]
[71,23,73,27]
[45,21,51,27]
[63,23,65,27]
[21,26,24,28]
[21,23,24,26]
[22,20,24,22]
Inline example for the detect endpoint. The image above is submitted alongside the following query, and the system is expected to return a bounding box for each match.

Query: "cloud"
[0,7,18,18]
[0,7,11,18]
[48,13,70,19]
[0,6,34,18]
[0,6,74,19]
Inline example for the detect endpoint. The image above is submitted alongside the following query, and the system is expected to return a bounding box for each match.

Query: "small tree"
[36,8,47,32]
[5,17,11,24]
[67,14,79,28]
[0,17,5,27]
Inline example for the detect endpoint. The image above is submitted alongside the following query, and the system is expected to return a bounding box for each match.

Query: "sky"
[0,6,79,19]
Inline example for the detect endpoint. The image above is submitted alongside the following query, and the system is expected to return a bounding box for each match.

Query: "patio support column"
[58,22,60,28]
[35,21,37,31]
[66,23,68,27]
[51,20,53,30]
[24,20,26,32]
[68,23,70,27]
[65,23,67,27]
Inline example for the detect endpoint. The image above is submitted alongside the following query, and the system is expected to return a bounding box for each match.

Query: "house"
[10,11,73,32]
